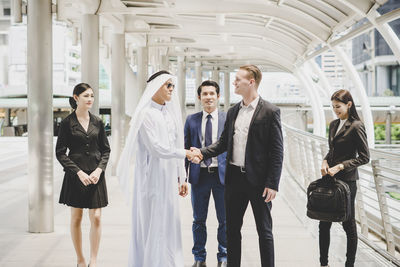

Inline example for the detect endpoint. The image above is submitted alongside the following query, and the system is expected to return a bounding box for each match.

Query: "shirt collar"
[203,108,218,119]
[151,100,165,111]
[240,95,259,109]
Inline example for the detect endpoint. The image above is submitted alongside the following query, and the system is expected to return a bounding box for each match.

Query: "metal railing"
[283,123,400,265]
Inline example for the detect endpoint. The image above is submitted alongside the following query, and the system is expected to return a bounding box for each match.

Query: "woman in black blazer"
[319,89,370,267]
[56,83,110,267]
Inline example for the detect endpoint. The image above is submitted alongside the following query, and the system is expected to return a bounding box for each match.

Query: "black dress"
[56,111,111,209]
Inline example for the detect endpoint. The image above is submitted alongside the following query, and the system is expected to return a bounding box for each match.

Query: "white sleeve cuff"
[176,149,186,159]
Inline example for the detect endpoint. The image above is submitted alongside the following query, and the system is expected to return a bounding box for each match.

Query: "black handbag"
[306,175,351,222]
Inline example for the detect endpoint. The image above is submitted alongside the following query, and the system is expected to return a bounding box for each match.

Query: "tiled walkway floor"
[0,137,396,266]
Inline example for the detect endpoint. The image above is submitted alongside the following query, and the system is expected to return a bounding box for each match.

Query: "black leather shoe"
[217,261,227,267]
[192,261,207,267]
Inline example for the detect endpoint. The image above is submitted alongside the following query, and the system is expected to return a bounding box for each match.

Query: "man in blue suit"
[184,80,227,267]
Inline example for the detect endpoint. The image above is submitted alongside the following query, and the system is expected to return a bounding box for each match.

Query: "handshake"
[185,147,203,164]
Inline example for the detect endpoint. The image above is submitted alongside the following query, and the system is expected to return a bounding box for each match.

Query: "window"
[3,8,10,16]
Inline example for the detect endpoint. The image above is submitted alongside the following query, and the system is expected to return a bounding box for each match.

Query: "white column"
[385,111,392,145]
[177,56,186,117]
[27,0,53,233]
[302,110,308,131]
[161,55,169,71]
[303,64,326,132]
[148,47,157,73]
[81,14,99,115]
[370,30,376,96]
[0,46,8,86]
[111,33,125,174]
[212,68,219,83]
[333,46,375,148]
[303,62,329,98]
[295,68,326,137]
[4,108,10,126]
[224,71,230,112]
[125,62,138,117]
[195,61,202,112]
[307,60,337,118]
[137,46,148,96]
[307,60,334,96]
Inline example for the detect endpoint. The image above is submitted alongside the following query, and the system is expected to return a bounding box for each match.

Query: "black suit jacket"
[56,111,111,174]
[200,97,284,191]
[324,119,370,181]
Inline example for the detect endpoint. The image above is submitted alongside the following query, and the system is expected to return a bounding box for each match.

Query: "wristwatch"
[339,163,344,170]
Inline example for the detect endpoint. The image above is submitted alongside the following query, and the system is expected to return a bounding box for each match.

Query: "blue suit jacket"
[184,110,227,185]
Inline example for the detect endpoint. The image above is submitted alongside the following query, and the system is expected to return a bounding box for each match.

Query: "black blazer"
[324,119,370,181]
[200,97,284,191]
[56,111,111,174]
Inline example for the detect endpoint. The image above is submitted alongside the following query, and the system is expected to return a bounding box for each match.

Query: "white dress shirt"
[201,109,219,168]
[230,96,260,167]
[335,119,347,136]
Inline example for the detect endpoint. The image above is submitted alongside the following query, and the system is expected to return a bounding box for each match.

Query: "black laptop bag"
[307,176,351,222]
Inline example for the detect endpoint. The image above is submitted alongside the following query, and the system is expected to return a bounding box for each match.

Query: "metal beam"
[305,8,400,61]
[101,2,330,41]
[368,10,400,64]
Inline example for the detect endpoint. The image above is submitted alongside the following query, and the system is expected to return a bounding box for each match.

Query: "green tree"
[374,124,385,140]
[392,124,400,140]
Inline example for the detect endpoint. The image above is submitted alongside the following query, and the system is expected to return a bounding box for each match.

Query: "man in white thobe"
[117,71,199,267]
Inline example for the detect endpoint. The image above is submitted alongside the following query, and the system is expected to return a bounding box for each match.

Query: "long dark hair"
[69,83,92,109]
[147,70,170,83]
[331,89,360,121]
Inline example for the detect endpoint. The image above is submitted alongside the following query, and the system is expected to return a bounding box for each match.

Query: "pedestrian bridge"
[0,131,399,266]
[1,0,400,266]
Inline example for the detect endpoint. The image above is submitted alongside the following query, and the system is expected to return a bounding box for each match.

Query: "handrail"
[282,122,400,265]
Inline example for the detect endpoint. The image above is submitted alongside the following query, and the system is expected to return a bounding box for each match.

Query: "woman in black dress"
[319,89,370,267]
[56,83,110,267]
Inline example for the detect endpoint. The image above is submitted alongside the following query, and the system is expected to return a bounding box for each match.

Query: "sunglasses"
[166,83,175,89]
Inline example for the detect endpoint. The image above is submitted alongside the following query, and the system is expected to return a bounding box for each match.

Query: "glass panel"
[377,0,400,15]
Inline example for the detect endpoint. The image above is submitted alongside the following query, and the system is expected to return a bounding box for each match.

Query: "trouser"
[319,180,357,267]
[191,168,227,262]
[225,165,274,267]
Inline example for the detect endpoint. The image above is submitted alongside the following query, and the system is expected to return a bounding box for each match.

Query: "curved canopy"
[92,0,393,70]
[55,0,400,72]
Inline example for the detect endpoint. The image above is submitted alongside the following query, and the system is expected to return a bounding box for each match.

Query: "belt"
[200,166,218,173]
[230,164,246,173]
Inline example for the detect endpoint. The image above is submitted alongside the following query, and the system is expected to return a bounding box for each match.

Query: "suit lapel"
[230,103,241,135]
[86,112,97,135]
[71,112,88,135]
[330,119,339,143]
[195,112,203,144]
[217,110,224,138]
[333,119,351,141]
[248,97,263,131]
